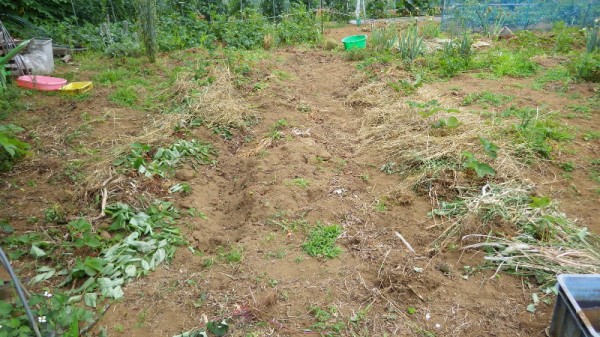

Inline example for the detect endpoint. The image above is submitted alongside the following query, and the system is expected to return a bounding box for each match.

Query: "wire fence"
[441,0,600,32]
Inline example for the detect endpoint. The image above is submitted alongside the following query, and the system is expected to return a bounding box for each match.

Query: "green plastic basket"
[341,35,367,50]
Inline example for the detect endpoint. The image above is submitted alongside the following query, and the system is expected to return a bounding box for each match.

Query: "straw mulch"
[173,67,250,128]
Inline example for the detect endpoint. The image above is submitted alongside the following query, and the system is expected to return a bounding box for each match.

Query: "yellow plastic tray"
[60,81,93,95]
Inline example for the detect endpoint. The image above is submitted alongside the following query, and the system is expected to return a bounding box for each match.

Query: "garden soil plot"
[1,30,598,337]
[97,50,557,336]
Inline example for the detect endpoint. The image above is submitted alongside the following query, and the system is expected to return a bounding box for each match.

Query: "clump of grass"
[474,50,537,77]
[263,33,274,50]
[343,48,368,62]
[532,66,572,91]
[570,52,600,82]
[286,177,310,188]
[303,224,342,258]
[502,106,573,159]
[220,247,243,264]
[109,86,138,107]
[584,20,599,53]
[420,21,440,38]
[433,33,472,78]
[94,68,129,85]
[462,91,513,107]
[321,37,338,51]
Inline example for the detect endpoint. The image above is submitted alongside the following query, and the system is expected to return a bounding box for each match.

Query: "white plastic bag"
[21,38,54,75]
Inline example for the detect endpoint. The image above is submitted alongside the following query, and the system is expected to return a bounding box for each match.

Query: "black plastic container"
[550,274,600,337]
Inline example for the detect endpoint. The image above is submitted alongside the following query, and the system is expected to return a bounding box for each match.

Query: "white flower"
[43,291,52,298]
[37,316,46,323]
[425,313,431,320]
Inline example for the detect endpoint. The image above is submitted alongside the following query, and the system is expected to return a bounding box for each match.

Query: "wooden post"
[321,0,324,34]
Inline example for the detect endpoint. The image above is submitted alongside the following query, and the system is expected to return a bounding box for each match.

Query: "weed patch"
[303,224,342,258]
[502,106,573,159]
[109,86,138,107]
[0,124,30,172]
[462,91,513,107]
[532,66,572,91]
[473,50,537,78]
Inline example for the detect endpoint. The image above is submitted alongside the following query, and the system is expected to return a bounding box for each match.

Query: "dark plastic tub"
[550,274,600,337]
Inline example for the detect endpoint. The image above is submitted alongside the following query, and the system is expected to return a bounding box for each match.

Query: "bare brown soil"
[1,26,599,337]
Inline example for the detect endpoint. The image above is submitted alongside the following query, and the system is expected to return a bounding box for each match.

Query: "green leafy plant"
[3,201,184,335]
[570,52,600,82]
[388,73,423,94]
[286,177,310,188]
[462,151,495,178]
[583,131,600,141]
[479,137,499,159]
[434,32,472,77]
[114,139,214,178]
[503,106,573,159]
[374,198,387,212]
[218,246,243,264]
[169,182,192,194]
[44,205,66,224]
[552,21,578,54]
[309,306,344,335]
[0,87,25,119]
[276,4,319,45]
[109,86,138,107]
[411,100,459,118]
[475,50,537,78]
[420,21,441,38]
[432,116,460,128]
[303,224,343,258]
[343,48,368,62]
[0,291,94,337]
[380,162,397,174]
[67,218,103,250]
[266,119,288,140]
[559,161,574,172]
[0,124,30,172]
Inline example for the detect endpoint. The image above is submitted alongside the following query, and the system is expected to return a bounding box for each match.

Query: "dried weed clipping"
[174,67,249,128]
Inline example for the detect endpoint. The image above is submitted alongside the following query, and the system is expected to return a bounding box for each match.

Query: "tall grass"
[585,20,599,53]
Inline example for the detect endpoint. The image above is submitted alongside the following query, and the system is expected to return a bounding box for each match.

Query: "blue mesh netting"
[441,0,600,32]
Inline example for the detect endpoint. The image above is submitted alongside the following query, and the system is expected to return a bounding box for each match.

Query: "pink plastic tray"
[17,75,67,91]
